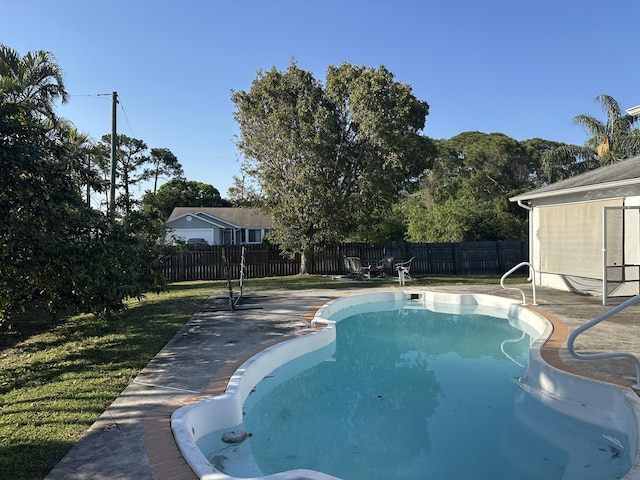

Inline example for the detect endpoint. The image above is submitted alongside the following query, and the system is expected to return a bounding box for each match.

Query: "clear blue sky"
[4,0,640,198]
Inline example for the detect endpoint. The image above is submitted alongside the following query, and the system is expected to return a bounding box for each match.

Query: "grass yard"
[0,280,216,480]
[0,274,523,480]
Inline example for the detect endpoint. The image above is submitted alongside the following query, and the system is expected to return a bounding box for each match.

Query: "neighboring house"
[166,207,271,246]
[510,154,640,303]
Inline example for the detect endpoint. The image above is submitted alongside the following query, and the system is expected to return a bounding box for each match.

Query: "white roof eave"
[509,177,640,203]
[167,212,239,229]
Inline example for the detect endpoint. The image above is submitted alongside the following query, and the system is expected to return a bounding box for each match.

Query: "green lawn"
[0,274,523,480]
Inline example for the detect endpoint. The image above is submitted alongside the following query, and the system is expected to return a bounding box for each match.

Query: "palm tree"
[0,44,68,121]
[572,94,640,164]
[541,94,640,184]
[57,121,105,204]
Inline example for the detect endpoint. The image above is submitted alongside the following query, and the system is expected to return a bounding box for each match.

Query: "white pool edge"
[171,290,640,480]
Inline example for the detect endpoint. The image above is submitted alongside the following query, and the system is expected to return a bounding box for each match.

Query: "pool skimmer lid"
[221,429,249,443]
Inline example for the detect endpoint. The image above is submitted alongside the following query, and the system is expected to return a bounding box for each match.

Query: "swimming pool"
[171,290,640,479]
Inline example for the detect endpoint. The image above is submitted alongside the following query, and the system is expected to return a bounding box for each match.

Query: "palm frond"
[596,93,623,122]
[572,113,606,138]
[541,144,598,184]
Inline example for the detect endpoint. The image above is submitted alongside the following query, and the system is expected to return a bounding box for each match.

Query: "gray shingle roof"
[510,154,640,202]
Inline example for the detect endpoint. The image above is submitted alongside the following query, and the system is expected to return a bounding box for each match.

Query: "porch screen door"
[603,206,640,304]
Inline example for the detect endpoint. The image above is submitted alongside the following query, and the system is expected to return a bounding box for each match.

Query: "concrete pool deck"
[44,283,640,480]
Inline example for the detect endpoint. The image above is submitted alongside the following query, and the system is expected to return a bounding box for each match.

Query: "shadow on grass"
[0,440,76,480]
[0,306,68,350]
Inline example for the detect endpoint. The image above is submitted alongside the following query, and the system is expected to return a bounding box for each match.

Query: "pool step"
[498,391,631,480]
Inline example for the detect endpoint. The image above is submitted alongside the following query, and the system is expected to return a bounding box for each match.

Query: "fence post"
[452,243,459,275]
[265,244,270,277]
[179,253,185,282]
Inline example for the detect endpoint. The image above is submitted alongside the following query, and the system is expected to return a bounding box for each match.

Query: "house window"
[247,229,262,243]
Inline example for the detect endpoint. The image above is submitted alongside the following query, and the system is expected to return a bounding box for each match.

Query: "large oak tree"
[232,61,435,273]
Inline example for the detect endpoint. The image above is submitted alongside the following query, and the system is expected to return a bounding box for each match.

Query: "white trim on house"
[511,178,640,202]
[169,212,238,230]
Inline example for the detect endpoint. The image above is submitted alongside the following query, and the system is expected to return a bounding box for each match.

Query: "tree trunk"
[299,250,310,275]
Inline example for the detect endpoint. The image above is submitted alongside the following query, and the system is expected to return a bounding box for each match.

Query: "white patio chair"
[395,257,415,285]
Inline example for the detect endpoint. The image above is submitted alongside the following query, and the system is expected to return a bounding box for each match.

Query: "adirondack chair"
[343,256,371,279]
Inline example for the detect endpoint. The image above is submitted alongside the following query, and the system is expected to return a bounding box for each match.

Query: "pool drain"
[221,429,248,443]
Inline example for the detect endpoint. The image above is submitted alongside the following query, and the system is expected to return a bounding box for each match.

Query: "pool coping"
[529,305,640,392]
[143,303,329,480]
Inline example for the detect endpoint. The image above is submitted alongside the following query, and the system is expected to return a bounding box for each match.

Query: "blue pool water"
[196,301,632,479]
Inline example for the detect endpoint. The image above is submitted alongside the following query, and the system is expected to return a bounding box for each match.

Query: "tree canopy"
[0,44,68,121]
[97,134,149,214]
[142,178,227,218]
[92,135,183,214]
[403,132,532,242]
[232,61,435,272]
[145,147,184,196]
[1,45,174,324]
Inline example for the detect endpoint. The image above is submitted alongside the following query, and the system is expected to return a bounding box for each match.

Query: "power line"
[70,93,136,137]
[68,93,112,98]
[118,100,135,137]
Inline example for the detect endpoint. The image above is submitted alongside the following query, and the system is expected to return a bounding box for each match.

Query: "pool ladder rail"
[500,262,538,306]
[501,263,640,389]
[567,294,640,389]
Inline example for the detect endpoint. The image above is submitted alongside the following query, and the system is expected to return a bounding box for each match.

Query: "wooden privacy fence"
[163,241,527,282]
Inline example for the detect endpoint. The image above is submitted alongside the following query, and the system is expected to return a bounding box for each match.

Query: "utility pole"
[109,91,118,213]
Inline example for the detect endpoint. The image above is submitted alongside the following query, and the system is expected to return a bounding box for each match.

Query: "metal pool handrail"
[567,294,640,389]
[500,262,537,305]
